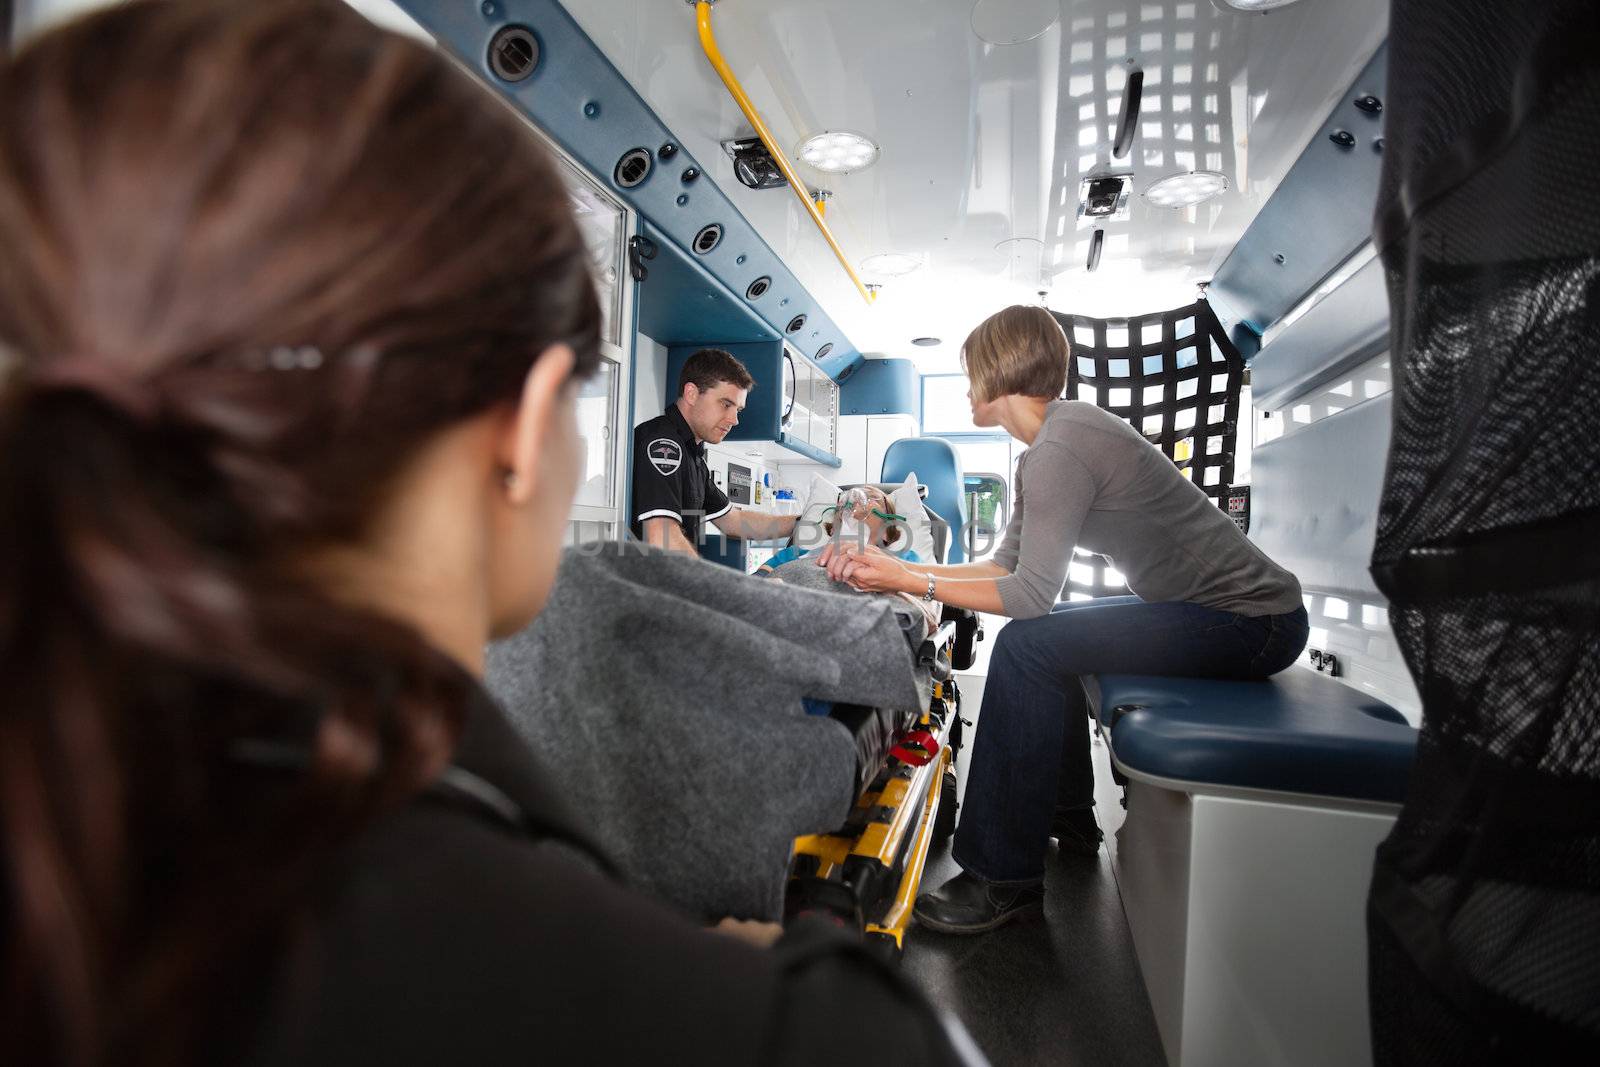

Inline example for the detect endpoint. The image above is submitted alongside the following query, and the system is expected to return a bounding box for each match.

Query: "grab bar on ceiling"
[693,0,876,305]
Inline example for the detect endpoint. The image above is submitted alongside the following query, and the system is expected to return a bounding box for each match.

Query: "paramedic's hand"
[712,917,784,949]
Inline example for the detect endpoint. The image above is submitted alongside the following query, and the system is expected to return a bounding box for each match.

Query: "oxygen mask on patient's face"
[828,487,873,550]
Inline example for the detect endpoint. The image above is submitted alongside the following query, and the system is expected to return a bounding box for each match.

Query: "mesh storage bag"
[1051,300,1244,599]
[1367,1,1600,1062]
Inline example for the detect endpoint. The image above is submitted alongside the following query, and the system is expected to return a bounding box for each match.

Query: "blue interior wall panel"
[395,0,859,378]
[840,358,921,419]
[1250,252,1390,411]
[637,222,777,348]
[1208,44,1388,347]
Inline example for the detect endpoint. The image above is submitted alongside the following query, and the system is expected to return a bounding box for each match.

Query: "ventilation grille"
[614,148,652,189]
[815,343,834,360]
[692,224,723,255]
[746,276,771,300]
[786,314,807,334]
[488,27,539,83]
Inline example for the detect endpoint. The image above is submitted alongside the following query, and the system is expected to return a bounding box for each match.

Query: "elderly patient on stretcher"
[757,486,940,643]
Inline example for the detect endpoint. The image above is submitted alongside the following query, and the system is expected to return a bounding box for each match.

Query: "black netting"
[1052,300,1243,599]
[1368,0,1600,1060]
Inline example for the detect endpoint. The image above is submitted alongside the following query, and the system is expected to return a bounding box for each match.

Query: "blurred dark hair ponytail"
[0,2,600,1064]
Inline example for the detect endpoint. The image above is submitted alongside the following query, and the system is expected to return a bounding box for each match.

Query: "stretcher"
[786,606,982,959]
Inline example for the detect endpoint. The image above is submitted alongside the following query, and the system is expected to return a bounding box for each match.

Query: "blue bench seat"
[1085,670,1418,806]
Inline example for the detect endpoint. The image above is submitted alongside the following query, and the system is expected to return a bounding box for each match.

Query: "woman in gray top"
[822,305,1307,934]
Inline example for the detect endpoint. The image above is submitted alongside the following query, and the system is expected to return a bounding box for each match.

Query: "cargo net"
[1051,299,1243,600]
[1368,1,1600,1060]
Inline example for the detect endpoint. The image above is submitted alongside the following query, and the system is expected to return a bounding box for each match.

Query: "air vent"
[835,362,857,383]
[614,148,652,189]
[815,343,834,360]
[487,26,540,83]
[692,224,723,255]
[746,276,772,300]
[787,314,807,334]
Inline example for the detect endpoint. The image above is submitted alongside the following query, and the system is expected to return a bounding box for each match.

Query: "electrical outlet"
[1308,648,1341,677]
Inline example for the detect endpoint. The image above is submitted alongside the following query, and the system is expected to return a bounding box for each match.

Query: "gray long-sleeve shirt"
[992,401,1303,619]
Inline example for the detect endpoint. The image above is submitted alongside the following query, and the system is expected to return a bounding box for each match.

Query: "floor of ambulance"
[902,732,1166,1067]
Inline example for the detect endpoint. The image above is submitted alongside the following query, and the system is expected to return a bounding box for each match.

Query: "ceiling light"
[1216,0,1305,11]
[1142,170,1229,208]
[912,337,942,347]
[860,252,923,277]
[797,130,880,174]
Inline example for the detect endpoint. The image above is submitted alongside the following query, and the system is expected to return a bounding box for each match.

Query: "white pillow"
[796,472,843,551]
[889,473,938,564]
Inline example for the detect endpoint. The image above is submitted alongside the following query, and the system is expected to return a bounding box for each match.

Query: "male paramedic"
[631,348,799,555]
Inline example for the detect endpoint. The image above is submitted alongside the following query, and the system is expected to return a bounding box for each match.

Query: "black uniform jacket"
[630,403,731,544]
[247,689,969,1066]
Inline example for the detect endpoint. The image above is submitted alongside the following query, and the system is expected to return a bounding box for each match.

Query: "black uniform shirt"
[630,403,731,543]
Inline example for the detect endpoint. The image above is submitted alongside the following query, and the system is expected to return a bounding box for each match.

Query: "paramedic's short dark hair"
[679,348,755,396]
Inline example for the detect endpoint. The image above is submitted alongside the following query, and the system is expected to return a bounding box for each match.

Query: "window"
[922,374,992,435]
[963,473,1009,561]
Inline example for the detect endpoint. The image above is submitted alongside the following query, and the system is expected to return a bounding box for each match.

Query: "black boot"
[913,871,1044,934]
[1050,807,1103,856]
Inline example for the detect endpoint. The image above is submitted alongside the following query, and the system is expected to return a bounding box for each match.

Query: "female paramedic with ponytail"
[823,305,1308,935]
[0,4,976,1064]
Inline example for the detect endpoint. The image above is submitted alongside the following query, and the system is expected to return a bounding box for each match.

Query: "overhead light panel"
[1142,170,1230,208]
[860,252,923,277]
[797,130,880,174]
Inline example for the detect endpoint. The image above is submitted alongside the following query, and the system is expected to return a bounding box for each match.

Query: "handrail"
[693,1,875,304]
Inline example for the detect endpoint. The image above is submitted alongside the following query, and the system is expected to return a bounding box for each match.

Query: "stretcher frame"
[786,609,979,959]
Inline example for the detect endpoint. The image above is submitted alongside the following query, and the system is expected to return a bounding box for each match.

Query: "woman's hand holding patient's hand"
[818,543,912,594]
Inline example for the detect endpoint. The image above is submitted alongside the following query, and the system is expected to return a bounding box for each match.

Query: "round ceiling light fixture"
[1142,170,1230,208]
[1215,0,1306,12]
[796,130,880,174]
[911,337,942,347]
[859,252,924,277]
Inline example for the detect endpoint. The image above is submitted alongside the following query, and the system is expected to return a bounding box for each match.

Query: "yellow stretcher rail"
[865,744,950,949]
[693,1,876,305]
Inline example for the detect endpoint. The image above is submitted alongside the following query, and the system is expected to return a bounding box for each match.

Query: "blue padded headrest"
[881,437,968,564]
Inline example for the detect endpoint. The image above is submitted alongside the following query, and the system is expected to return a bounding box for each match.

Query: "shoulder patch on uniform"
[646,438,683,476]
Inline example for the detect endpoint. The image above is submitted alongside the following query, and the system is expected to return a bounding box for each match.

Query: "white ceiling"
[18,0,1387,375]
[565,0,1387,372]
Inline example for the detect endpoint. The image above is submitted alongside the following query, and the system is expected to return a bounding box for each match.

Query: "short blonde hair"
[961,305,1071,403]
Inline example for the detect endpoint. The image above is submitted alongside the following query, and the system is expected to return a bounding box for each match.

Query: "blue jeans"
[952,596,1309,884]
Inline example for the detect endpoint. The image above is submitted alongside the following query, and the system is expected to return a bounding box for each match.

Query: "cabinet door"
[564,161,624,348]
[552,149,629,540]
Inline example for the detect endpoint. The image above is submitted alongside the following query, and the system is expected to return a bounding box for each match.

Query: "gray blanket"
[485,541,924,922]
[767,553,935,709]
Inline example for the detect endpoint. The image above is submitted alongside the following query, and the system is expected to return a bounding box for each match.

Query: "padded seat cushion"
[1085,670,1418,805]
